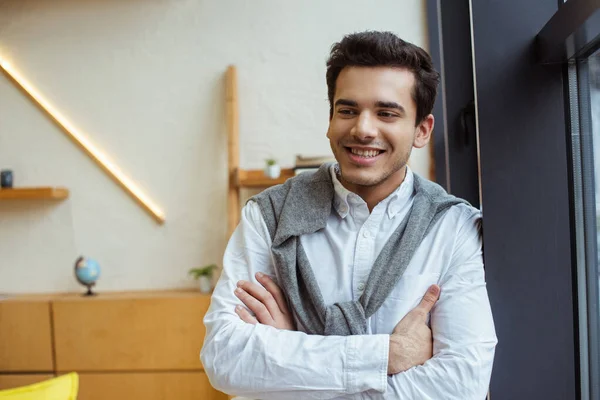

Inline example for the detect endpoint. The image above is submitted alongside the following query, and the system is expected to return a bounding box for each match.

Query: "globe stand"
[83,284,97,297]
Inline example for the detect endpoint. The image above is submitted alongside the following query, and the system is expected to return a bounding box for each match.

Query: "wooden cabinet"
[53,291,210,372]
[78,372,227,400]
[0,374,54,390]
[0,290,225,400]
[0,298,54,372]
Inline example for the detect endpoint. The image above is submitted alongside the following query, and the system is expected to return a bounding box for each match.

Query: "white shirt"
[201,166,497,400]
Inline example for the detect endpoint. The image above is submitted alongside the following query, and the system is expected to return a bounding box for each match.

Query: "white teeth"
[350,148,381,158]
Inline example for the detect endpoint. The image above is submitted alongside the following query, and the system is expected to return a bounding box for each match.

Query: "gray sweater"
[251,163,466,336]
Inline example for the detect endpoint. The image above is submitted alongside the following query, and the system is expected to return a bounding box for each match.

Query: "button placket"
[355,232,374,298]
[356,209,384,298]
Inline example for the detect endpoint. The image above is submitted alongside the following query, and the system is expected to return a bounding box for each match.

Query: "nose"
[351,111,377,140]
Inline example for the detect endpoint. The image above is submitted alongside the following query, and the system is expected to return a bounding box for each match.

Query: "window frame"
[536,2,600,398]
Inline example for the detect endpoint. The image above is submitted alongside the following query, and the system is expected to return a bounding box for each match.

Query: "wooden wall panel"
[0,374,54,390]
[78,372,227,400]
[52,291,211,371]
[0,300,54,372]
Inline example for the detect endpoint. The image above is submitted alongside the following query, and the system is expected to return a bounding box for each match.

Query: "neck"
[340,166,407,212]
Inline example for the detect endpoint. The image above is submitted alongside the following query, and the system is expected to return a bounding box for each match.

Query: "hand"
[387,284,440,375]
[234,272,295,330]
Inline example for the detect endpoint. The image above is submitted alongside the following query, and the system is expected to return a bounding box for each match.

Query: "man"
[201,31,497,399]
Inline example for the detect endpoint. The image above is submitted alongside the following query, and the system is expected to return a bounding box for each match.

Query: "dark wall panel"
[472,1,578,399]
[427,0,480,207]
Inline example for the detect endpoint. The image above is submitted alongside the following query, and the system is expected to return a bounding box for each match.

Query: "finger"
[414,285,441,316]
[234,287,274,324]
[238,280,280,317]
[255,272,289,315]
[235,305,258,324]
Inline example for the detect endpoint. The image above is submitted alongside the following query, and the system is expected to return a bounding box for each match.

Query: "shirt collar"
[329,164,414,219]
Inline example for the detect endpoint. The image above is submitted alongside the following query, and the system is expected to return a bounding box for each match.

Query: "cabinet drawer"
[0,301,54,372]
[53,292,210,371]
[0,374,55,390]
[78,372,227,400]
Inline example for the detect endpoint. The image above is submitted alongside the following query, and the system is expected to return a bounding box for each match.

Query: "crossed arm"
[200,202,497,399]
[235,272,442,375]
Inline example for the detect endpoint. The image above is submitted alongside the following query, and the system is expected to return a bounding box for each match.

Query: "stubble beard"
[338,150,411,188]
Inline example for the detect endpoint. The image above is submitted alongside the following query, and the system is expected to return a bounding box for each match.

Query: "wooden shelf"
[236,168,295,188]
[0,187,69,200]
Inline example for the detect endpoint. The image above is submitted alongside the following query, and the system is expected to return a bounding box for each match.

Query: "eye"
[337,108,357,116]
[378,111,398,118]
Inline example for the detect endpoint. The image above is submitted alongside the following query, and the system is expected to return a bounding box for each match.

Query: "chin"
[340,168,385,187]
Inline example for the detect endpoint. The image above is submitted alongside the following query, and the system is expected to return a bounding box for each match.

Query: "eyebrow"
[375,101,406,115]
[334,99,358,107]
[334,99,406,115]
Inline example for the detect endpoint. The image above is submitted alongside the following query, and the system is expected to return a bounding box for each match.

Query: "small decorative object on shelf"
[264,158,281,179]
[1,169,14,188]
[74,256,101,296]
[189,264,217,293]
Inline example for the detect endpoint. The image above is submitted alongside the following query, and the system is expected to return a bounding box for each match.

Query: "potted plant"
[188,264,217,293]
[264,158,281,179]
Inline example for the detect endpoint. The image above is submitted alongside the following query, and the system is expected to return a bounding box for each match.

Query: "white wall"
[0,0,429,294]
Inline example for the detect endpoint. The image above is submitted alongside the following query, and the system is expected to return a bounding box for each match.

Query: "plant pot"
[265,164,281,179]
[198,276,212,294]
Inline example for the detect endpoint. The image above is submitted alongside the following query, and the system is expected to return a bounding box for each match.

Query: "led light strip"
[0,58,166,224]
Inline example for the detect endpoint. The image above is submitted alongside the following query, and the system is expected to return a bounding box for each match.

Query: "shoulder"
[448,202,481,220]
[431,202,482,246]
[444,203,481,231]
[243,200,266,226]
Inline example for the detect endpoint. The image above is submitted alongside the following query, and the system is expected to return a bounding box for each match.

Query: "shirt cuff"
[345,334,389,394]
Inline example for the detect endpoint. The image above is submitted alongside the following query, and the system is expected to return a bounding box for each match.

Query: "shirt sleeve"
[365,207,498,400]
[200,201,390,400]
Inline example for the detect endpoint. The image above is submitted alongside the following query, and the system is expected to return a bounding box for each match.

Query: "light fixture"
[0,57,166,224]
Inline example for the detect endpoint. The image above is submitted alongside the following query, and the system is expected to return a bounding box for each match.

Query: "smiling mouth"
[346,147,385,158]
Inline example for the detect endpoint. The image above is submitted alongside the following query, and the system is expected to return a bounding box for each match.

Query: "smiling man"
[201,31,497,399]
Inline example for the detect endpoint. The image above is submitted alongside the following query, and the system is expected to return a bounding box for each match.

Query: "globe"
[74,256,101,296]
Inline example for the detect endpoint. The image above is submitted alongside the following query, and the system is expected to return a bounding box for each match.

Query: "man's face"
[326,66,432,191]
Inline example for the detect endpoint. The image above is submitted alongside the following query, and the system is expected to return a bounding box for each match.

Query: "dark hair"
[326,31,440,125]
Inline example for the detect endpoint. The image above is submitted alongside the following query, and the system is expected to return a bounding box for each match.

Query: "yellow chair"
[0,373,78,400]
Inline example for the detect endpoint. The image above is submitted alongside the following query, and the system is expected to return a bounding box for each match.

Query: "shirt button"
[358,282,366,291]
[340,206,347,213]
[362,230,370,238]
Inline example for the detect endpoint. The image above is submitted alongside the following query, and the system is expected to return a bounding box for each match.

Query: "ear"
[413,114,434,149]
